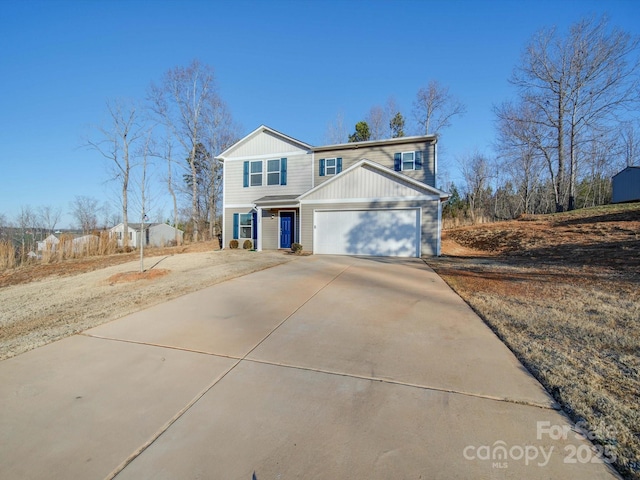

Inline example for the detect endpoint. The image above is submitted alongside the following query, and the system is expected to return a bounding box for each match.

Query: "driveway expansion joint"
[242,357,558,411]
[105,262,353,479]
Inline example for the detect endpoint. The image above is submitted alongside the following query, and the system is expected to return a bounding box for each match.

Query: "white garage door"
[314,209,421,257]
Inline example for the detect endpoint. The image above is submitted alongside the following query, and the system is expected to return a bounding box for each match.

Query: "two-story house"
[216,125,449,257]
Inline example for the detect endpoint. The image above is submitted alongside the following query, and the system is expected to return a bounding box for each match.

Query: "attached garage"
[314,209,420,257]
[298,160,449,257]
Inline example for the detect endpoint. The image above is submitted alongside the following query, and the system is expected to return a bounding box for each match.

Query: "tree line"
[455,16,639,224]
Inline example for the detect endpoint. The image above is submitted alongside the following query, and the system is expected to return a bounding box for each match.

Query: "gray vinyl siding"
[314,141,435,188]
[612,167,640,203]
[261,208,279,250]
[300,199,440,256]
[225,207,300,250]
[224,153,312,205]
[304,163,432,201]
[224,207,254,248]
[229,130,308,158]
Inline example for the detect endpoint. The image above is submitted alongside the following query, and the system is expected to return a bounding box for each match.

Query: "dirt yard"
[427,203,640,480]
[0,245,293,361]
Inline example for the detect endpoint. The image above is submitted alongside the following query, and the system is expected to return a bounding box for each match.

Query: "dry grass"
[428,203,640,480]
[0,248,291,360]
[0,240,16,270]
[0,240,219,288]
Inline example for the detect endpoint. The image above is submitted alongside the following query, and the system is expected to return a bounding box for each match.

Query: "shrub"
[229,239,239,249]
[242,239,253,250]
[291,243,303,254]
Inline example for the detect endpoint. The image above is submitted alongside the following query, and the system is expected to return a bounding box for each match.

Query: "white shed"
[37,234,60,252]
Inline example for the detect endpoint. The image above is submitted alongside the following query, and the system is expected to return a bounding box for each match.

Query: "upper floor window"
[394,151,423,171]
[243,158,287,187]
[267,159,281,185]
[250,160,263,186]
[319,157,342,176]
[402,152,415,170]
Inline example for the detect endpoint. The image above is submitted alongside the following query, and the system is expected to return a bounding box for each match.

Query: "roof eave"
[311,134,437,153]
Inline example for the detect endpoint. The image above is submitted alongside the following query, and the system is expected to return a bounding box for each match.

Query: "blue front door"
[280,212,293,249]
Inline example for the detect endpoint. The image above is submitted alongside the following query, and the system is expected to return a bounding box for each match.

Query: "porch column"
[256,207,263,251]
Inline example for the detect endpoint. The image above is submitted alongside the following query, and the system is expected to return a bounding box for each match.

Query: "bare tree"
[88,99,145,247]
[37,205,61,235]
[70,196,100,234]
[324,110,348,144]
[149,60,233,242]
[460,152,491,223]
[202,102,239,238]
[619,120,640,167]
[495,101,547,214]
[15,205,36,259]
[413,80,466,137]
[163,139,181,245]
[137,131,153,272]
[365,105,387,140]
[510,16,640,210]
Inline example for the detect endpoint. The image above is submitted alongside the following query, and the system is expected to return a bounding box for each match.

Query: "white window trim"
[401,151,415,171]
[250,160,263,187]
[239,213,253,239]
[267,158,281,186]
[325,158,337,176]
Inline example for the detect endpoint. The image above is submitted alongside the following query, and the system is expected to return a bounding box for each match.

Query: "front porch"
[254,195,300,251]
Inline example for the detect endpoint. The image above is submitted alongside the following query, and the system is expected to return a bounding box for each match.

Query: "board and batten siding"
[224,153,312,205]
[313,141,435,188]
[300,200,440,256]
[303,163,433,201]
[229,130,308,158]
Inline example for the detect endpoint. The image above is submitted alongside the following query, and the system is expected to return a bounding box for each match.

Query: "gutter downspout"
[434,141,438,190]
[221,159,226,250]
[437,199,443,256]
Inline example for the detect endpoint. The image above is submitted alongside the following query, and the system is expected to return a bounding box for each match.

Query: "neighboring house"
[217,125,450,257]
[37,234,60,252]
[71,234,99,254]
[110,223,183,248]
[612,166,640,204]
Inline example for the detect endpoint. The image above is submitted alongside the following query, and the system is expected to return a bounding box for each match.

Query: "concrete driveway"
[0,255,618,479]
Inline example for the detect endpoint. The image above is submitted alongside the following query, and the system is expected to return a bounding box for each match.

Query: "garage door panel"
[314,209,420,257]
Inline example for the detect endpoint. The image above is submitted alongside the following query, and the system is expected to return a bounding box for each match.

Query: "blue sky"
[1,0,638,228]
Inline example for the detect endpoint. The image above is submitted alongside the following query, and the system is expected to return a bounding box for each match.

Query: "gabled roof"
[215,125,312,161]
[298,159,450,201]
[312,134,437,153]
[613,165,640,178]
